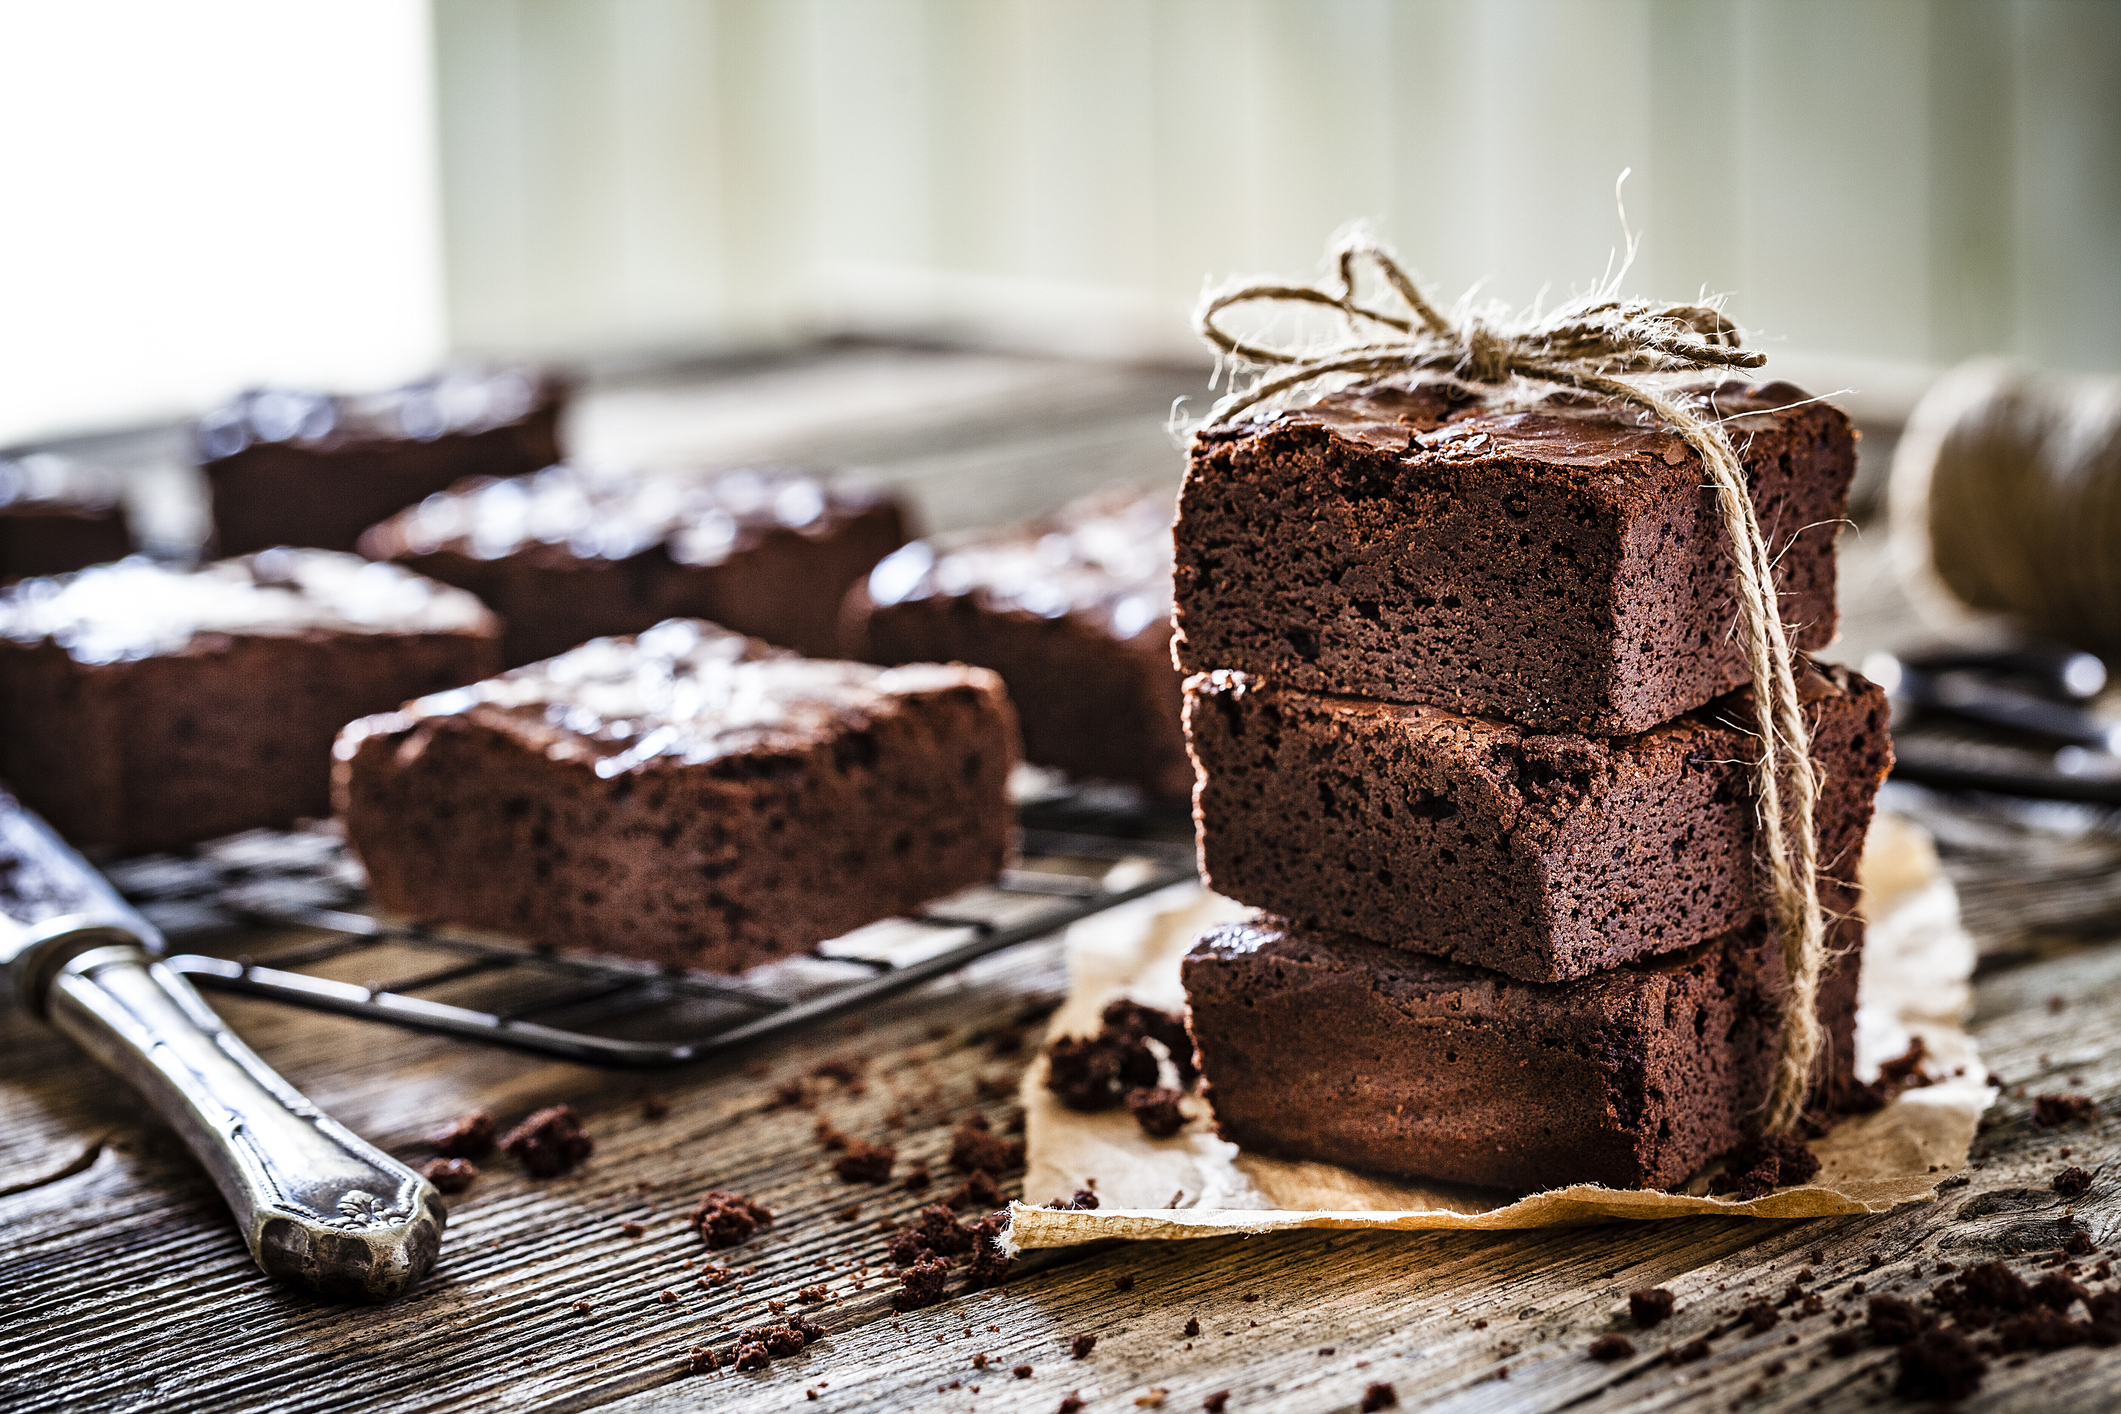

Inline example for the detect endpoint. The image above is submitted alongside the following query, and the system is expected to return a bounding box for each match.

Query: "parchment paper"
[1006,811,1994,1252]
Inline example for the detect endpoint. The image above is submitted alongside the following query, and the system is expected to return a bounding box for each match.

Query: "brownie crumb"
[835,1138,897,1184]
[2033,1094,2098,1127]
[2031,1272,2090,1312]
[1058,1396,1085,1414]
[1115,1274,1136,1292]
[1629,1288,1675,1327]
[1739,1301,1778,1335]
[814,1118,849,1151]
[1127,1087,1190,1138]
[1184,1317,1201,1338]
[795,1285,829,1305]
[1202,1392,1230,1413]
[1071,1333,1097,1359]
[1708,1133,1820,1200]
[1896,1326,1986,1400]
[1046,1189,1100,1211]
[687,1345,720,1373]
[2055,1166,2095,1198]
[732,1341,772,1371]
[421,1157,478,1194]
[620,1220,646,1240]
[431,1108,497,1159]
[1826,1330,1861,1356]
[1014,1365,1034,1379]
[1867,1295,1931,1345]
[836,1202,862,1222]
[952,1114,1026,1173]
[1588,1334,1634,1361]
[911,1203,976,1256]
[1668,1338,1710,1364]
[640,1092,670,1121]
[1044,1001,1197,1113]
[972,1352,990,1370]
[893,1256,950,1312]
[904,1162,933,1192]
[1358,1382,1397,1412]
[692,1189,775,1249]
[1101,1000,1199,1085]
[945,1169,1005,1210]
[814,1055,865,1085]
[501,1105,594,1177]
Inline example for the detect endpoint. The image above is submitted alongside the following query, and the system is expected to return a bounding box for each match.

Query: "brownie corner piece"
[1181,910,1861,1193]
[335,618,1020,972]
[1172,379,1854,733]
[1185,657,1890,980]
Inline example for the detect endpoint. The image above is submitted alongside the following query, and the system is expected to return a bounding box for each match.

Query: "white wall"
[435,0,2121,407]
[0,1,448,447]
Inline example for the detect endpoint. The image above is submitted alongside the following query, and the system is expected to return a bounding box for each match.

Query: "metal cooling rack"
[107,797,1196,1068]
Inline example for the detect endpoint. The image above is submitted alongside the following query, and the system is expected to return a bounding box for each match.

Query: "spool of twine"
[1890,360,2121,659]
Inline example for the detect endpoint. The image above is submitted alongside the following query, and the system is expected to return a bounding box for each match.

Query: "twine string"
[1195,234,1825,1135]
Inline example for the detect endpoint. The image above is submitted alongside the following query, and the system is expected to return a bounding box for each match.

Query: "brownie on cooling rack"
[198,365,568,555]
[0,454,132,581]
[361,463,908,666]
[1174,380,1854,735]
[1182,909,1862,1193]
[840,486,1188,800]
[334,618,1019,974]
[0,550,500,852]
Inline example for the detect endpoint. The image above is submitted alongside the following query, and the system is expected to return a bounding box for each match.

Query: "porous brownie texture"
[841,486,1187,799]
[1186,659,1890,981]
[1181,910,1863,1193]
[0,551,498,852]
[1173,380,1855,734]
[363,463,907,666]
[334,618,1018,973]
[199,366,567,555]
[0,455,131,580]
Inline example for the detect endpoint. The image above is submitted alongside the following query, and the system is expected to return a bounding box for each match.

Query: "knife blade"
[0,787,442,1301]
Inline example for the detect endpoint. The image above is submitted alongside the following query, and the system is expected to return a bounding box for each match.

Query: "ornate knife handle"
[29,921,444,1302]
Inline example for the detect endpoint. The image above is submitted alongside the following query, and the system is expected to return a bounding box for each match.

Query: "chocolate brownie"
[0,550,498,852]
[361,462,907,666]
[1186,658,1890,981]
[841,487,1186,798]
[1181,909,1863,1192]
[334,618,1018,972]
[0,455,131,580]
[199,365,567,555]
[1173,380,1855,734]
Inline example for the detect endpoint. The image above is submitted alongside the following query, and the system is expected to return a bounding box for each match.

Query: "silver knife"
[0,788,443,1301]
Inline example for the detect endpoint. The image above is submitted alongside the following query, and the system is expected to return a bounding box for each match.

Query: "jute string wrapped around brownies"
[1193,229,1826,1133]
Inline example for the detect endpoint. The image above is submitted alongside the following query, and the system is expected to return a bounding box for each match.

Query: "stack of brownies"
[1173,379,1894,1193]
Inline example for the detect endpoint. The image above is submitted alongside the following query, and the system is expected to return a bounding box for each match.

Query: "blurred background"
[5,0,2118,526]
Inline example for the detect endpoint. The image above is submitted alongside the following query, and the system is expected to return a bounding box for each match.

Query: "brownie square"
[0,550,500,852]
[334,618,1019,973]
[1186,659,1889,982]
[1181,910,1863,1193]
[840,486,1188,800]
[1173,380,1855,734]
[0,455,131,580]
[361,464,907,667]
[199,366,567,555]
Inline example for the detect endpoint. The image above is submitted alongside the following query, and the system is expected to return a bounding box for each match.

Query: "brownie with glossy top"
[200,365,568,555]
[334,618,1018,973]
[841,486,1185,799]
[363,463,906,666]
[0,550,498,851]
[1172,380,1855,734]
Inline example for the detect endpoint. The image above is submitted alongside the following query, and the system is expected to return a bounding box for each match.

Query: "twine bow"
[1196,234,1827,1136]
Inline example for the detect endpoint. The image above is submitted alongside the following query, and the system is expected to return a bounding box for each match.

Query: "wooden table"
[5,352,2119,1412]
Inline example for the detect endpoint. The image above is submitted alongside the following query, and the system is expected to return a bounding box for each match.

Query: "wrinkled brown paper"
[1006,813,1992,1253]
